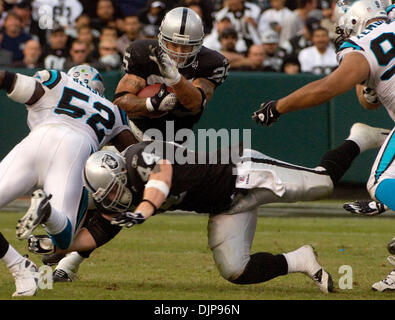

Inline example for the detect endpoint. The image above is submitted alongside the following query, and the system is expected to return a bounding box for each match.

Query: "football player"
[252,0,395,291]
[49,6,230,282]
[29,122,389,293]
[113,7,229,143]
[0,65,134,296]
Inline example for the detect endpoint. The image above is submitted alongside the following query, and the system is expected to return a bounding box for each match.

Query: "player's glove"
[148,45,181,85]
[27,234,56,255]
[146,83,178,112]
[111,211,146,228]
[343,200,387,216]
[252,100,280,126]
[362,87,379,104]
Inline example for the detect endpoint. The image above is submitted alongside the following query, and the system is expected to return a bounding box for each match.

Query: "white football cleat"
[348,122,390,152]
[372,256,395,292]
[16,189,52,240]
[299,245,334,293]
[10,257,39,297]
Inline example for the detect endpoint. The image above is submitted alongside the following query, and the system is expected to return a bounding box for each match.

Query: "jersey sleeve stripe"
[43,70,62,89]
[116,106,129,125]
[339,40,365,52]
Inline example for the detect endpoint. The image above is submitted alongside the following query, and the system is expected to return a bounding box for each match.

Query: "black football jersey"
[122,39,229,138]
[123,141,238,214]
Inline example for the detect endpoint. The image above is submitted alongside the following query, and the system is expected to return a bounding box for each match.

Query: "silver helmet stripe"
[180,7,188,35]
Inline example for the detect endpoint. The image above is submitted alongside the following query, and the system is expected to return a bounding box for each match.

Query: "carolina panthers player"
[113,7,229,143]
[0,65,133,296]
[29,122,389,293]
[252,0,395,291]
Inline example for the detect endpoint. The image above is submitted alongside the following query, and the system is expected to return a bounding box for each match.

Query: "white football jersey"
[27,70,130,151]
[337,19,395,121]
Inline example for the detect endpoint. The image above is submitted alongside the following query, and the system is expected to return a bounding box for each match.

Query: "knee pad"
[85,211,121,248]
[211,245,247,281]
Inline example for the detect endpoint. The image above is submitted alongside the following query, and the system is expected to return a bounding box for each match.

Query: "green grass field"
[1,209,395,300]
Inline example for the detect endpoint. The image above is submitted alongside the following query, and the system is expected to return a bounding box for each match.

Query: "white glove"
[362,87,379,104]
[149,45,181,86]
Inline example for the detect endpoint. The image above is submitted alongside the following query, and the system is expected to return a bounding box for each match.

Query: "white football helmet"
[334,0,387,49]
[158,7,204,68]
[67,65,105,95]
[83,150,132,213]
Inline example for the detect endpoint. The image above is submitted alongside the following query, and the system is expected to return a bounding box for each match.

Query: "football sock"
[231,252,288,284]
[44,207,72,250]
[317,140,360,184]
[56,252,84,273]
[283,247,311,273]
[0,233,23,268]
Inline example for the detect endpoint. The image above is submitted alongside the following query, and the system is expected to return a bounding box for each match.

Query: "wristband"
[141,199,158,215]
[145,179,170,197]
[146,97,155,112]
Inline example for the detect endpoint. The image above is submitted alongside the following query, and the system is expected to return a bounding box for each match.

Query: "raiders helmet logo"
[102,154,118,169]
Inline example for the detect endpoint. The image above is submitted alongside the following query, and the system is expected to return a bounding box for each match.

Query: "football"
[137,83,174,98]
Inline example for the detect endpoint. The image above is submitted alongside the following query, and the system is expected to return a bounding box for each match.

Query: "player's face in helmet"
[83,151,132,213]
[158,7,204,68]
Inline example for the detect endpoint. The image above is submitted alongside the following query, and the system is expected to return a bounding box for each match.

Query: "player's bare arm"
[276,53,370,114]
[113,73,148,117]
[136,159,173,220]
[110,129,139,152]
[252,52,370,126]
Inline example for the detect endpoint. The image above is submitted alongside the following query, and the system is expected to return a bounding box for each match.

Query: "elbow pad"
[7,73,39,104]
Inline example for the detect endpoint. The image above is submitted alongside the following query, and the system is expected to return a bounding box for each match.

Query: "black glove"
[343,200,387,216]
[147,83,177,112]
[111,212,146,228]
[252,100,280,126]
[27,234,56,255]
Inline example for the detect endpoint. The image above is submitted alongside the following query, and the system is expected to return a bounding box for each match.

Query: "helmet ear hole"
[351,19,357,25]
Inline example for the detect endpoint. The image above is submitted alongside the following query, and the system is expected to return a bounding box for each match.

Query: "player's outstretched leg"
[0,232,39,297]
[16,189,52,240]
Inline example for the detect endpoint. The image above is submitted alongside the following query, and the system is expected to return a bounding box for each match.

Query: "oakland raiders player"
[252,0,395,291]
[113,7,229,143]
[48,7,230,282]
[29,122,389,293]
[0,65,133,296]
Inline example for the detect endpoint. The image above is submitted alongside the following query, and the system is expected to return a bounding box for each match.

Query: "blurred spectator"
[279,0,318,45]
[261,30,287,72]
[320,0,336,40]
[67,14,100,39]
[11,39,43,68]
[64,39,90,69]
[218,27,252,70]
[298,26,337,75]
[32,0,83,31]
[42,26,69,70]
[77,25,98,59]
[235,44,275,71]
[138,1,166,39]
[0,33,13,66]
[281,55,301,74]
[100,26,118,41]
[281,17,320,57]
[258,0,292,41]
[203,16,248,54]
[215,0,262,48]
[114,0,147,16]
[91,0,116,32]
[1,11,31,62]
[92,37,121,71]
[181,0,215,33]
[116,14,142,54]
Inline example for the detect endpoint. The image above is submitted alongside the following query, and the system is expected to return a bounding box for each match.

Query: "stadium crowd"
[0,0,339,75]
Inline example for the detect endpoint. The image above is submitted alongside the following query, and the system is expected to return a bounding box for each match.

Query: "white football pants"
[208,149,334,281]
[0,124,92,235]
